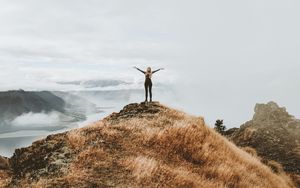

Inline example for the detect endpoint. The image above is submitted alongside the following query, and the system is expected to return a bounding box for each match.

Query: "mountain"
[0,90,65,122]
[0,90,88,132]
[0,103,295,187]
[57,79,129,88]
[226,101,300,186]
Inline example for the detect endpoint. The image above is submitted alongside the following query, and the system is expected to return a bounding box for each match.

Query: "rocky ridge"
[226,101,300,186]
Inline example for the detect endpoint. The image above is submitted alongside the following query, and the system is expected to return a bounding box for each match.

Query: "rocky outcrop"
[9,133,75,181]
[0,156,9,170]
[105,102,166,122]
[227,101,300,175]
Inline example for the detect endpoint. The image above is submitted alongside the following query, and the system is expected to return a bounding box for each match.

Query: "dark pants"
[144,79,152,101]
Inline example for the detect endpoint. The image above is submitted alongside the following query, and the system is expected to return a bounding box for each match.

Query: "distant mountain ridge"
[0,90,91,133]
[0,90,65,122]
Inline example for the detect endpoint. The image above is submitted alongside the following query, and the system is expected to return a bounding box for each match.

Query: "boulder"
[0,156,9,170]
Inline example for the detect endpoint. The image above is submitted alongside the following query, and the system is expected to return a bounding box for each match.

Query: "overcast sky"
[0,0,300,127]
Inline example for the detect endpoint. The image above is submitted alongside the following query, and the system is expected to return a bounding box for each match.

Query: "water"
[0,88,176,157]
[0,112,108,157]
[0,136,40,157]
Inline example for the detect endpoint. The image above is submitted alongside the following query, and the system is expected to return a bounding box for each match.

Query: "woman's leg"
[149,82,152,102]
[144,83,148,102]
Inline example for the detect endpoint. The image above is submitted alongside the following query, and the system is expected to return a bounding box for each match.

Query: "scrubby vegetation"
[214,119,226,134]
[2,102,296,187]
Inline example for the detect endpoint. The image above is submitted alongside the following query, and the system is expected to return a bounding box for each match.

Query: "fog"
[0,1,300,128]
[11,112,60,127]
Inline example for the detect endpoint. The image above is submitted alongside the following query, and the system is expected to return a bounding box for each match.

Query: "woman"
[134,66,164,102]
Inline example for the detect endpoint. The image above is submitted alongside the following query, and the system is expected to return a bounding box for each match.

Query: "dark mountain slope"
[0,90,65,122]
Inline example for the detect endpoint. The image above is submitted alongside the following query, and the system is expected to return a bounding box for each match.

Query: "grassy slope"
[3,103,296,187]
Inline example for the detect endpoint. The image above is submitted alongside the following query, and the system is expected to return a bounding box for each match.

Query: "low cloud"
[11,111,61,127]
[0,0,300,127]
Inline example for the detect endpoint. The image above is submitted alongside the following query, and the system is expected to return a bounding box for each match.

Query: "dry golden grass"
[144,116,295,188]
[63,105,295,187]
[289,173,300,187]
[241,146,296,187]
[267,160,285,174]
[67,129,86,150]
[0,170,11,187]
[242,146,258,157]
[11,103,297,187]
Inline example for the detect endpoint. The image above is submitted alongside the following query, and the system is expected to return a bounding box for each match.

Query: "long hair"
[145,67,152,78]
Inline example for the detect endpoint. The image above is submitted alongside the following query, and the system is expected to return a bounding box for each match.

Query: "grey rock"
[227,101,300,174]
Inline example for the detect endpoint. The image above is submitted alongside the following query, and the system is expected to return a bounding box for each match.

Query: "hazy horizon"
[1,0,300,128]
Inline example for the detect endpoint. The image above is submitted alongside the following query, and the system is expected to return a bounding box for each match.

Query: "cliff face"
[227,102,300,174]
[226,102,300,186]
[1,102,296,187]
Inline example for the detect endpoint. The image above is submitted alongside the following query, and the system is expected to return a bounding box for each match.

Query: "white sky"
[0,0,300,127]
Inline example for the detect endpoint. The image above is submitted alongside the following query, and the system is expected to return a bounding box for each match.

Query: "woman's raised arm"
[152,68,164,74]
[133,66,145,74]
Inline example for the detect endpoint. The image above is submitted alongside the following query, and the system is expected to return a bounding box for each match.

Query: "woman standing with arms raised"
[134,66,164,102]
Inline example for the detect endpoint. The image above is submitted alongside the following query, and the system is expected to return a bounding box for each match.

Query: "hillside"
[0,90,91,133]
[226,101,300,186]
[0,90,65,122]
[0,102,296,187]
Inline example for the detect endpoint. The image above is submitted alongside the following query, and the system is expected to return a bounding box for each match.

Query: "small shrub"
[214,119,226,134]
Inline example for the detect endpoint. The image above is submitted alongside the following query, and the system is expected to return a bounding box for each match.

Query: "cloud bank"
[11,112,61,127]
[0,0,299,126]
